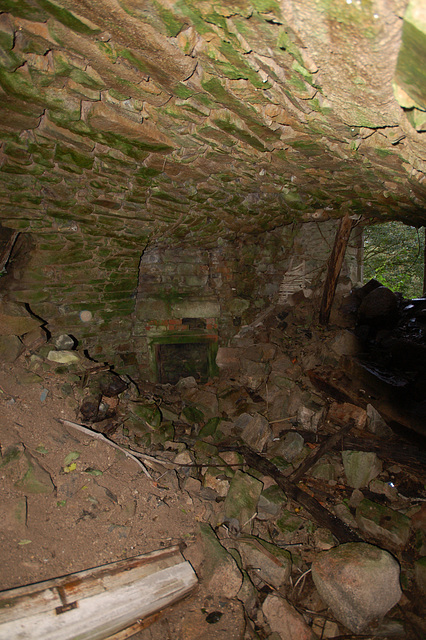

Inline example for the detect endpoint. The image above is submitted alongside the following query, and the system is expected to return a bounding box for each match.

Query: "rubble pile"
[0,291,425,639]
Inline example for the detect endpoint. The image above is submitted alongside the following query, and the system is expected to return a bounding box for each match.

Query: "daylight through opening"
[363,221,426,298]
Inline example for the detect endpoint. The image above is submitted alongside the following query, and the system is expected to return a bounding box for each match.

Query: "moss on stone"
[218,41,267,89]
[319,0,378,38]
[395,17,426,110]
[108,88,130,101]
[252,0,281,15]
[37,0,102,35]
[117,47,150,74]
[153,1,183,37]
[277,29,304,66]
[96,41,119,63]
[0,27,14,54]
[69,67,105,90]
[215,120,266,151]
[54,145,94,169]
[289,140,324,156]
[104,278,136,292]
[183,404,205,423]
[174,1,212,35]
[1,0,47,21]
[174,82,194,99]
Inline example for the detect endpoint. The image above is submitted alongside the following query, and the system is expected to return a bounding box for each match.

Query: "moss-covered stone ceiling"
[0,0,425,244]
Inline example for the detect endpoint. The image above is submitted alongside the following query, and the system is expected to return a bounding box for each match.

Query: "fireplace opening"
[156,342,211,384]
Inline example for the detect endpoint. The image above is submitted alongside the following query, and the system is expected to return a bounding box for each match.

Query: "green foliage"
[363,221,425,298]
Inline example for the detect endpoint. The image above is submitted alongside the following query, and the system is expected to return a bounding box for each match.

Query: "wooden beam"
[0,547,197,640]
[319,214,354,325]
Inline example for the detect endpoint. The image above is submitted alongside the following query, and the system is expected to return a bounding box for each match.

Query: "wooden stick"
[290,420,355,483]
[59,419,153,480]
[297,429,426,471]
[104,613,161,639]
[226,444,362,544]
[269,416,297,424]
[319,214,353,325]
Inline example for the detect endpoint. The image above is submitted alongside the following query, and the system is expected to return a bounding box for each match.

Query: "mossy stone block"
[238,536,292,588]
[258,484,286,519]
[415,557,426,595]
[199,522,243,598]
[224,470,263,533]
[129,402,162,428]
[356,498,411,549]
[277,509,304,534]
[198,416,221,438]
[182,404,204,424]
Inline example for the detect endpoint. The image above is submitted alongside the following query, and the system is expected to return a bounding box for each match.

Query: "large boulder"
[311,543,402,633]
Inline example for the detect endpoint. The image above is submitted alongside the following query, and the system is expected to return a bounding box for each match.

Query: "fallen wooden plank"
[307,363,426,438]
[297,429,426,471]
[0,546,197,640]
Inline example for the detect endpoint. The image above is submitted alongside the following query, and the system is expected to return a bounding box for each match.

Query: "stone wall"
[133,221,362,381]
[0,0,423,381]
[1,224,140,371]
[0,215,361,381]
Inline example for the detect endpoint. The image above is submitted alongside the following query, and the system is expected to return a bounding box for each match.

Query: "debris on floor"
[0,289,425,639]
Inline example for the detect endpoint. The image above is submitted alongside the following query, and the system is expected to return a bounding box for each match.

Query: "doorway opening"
[363,221,425,297]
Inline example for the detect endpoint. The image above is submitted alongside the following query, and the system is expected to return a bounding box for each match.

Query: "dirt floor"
[0,362,201,590]
[1,319,425,639]
[0,360,211,639]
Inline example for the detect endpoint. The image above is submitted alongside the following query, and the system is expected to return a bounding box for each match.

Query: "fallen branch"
[223,444,362,544]
[296,429,426,471]
[59,419,153,480]
[269,416,297,424]
[290,420,356,483]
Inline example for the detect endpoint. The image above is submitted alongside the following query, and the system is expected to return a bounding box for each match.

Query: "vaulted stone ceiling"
[0,0,425,245]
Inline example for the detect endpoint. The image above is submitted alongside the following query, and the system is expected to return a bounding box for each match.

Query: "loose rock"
[235,537,291,589]
[263,594,317,640]
[223,470,263,534]
[47,350,80,365]
[237,412,272,452]
[311,542,402,633]
[199,523,243,598]
[342,450,382,489]
[355,498,411,549]
[54,334,76,350]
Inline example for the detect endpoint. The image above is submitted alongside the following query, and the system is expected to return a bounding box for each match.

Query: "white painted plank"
[0,550,197,640]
